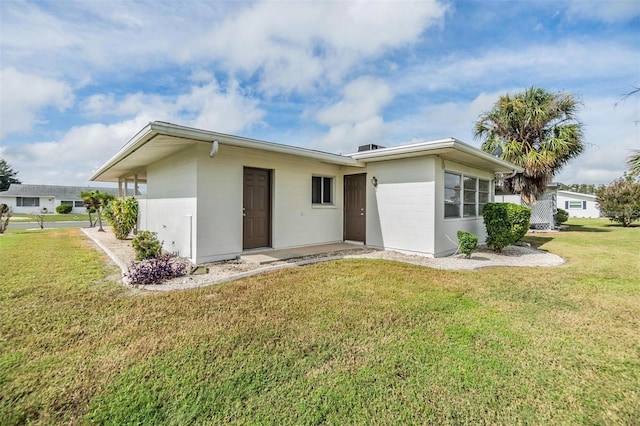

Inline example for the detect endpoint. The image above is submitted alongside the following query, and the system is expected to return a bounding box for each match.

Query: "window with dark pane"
[312,176,333,205]
[444,172,461,218]
[463,176,477,217]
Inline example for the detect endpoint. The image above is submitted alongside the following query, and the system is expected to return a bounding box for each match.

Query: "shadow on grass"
[563,224,612,233]
[524,235,554,250]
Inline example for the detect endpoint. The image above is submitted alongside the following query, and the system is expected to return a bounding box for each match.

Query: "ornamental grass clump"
[124,254,187,285]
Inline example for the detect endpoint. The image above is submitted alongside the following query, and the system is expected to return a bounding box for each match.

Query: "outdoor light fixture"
[371,176,378,187]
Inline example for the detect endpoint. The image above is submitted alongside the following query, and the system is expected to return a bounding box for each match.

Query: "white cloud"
[3,118,147,185]
[316,77,394,126]
[385,90,515,145]
[556,96,640,184]
[566,0,640,22]
[0,67,74,138]
[4,79,265,185]
[176,80,265,133]
[310,77,394,153]
[1,1,447,95]
[191,1,447,93]
[81,79,264,134]
[396,41,639,94]
[312,116,389,154]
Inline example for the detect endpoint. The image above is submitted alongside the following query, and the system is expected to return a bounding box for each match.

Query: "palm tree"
[628,149,640,178]
[475,87,585,204]
[81,190,113,232]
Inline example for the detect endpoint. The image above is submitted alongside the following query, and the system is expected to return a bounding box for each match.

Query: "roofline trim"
[90,122,362,181]
[349,137,524,172]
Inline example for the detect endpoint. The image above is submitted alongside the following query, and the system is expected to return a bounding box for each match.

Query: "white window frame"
[568,201,584,209]
[16,197,40,207]
[312,175,334,205]
[445,171,490,219]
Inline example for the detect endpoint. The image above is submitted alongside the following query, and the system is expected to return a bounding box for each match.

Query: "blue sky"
[1,0,638,187]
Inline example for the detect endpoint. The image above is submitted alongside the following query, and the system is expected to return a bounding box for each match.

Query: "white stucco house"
[0,184,118,214]
[557,190,600,218]
[90,122,523,264]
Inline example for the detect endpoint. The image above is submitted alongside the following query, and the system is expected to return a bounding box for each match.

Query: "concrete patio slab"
[241,242,364,264]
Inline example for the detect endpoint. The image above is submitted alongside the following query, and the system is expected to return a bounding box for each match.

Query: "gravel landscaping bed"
[82,226,564,292]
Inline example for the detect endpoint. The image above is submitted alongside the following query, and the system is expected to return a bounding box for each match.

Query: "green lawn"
[9,213,91,223]
[0,219,638,424]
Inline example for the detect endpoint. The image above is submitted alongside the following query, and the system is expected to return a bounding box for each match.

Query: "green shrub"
[596,176,640,227]
[554,208,569,224]
[457,230,478,259]
[55,204,73,214]
[132,231,162,261]
[104,197,138,239]
[482,203,532,252]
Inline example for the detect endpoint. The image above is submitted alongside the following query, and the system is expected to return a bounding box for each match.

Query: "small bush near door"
[56,204,73,214]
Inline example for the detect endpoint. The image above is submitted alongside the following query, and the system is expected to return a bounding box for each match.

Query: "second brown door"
[344,173,366,242]
[243,167,271,249]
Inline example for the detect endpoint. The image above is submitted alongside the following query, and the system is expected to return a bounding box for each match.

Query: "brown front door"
[243,167,271,249]
[344,173,366,242]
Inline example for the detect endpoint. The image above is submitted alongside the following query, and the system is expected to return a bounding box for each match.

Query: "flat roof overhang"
[349,138,524,174]
[90,121,363,182]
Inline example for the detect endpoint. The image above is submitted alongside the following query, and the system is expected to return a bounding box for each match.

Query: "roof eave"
[90,122,361,182]
[349,138,523,174]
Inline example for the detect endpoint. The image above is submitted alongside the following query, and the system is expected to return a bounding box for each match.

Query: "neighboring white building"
[90,121,522,264]
[557,190,600,218]
[0,184,118,214]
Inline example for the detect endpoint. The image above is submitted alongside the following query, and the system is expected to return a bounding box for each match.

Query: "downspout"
[495,169,518,180]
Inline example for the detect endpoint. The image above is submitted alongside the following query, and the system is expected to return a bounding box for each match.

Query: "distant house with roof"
[0,184,118,214]
[556,190,600,218]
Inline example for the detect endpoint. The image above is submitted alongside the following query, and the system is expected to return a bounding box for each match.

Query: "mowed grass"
[0,219,638,425]
[9,213,91,223]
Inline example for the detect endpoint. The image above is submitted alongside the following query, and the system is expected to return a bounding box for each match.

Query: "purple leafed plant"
[124,254,187,285]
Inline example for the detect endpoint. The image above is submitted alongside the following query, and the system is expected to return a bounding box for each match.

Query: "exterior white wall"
[0,196,56,214]
[141,146,198,262]
[194,143,345,263]
[0,196,88,214]
[557,191,600,218]
[357,157,436,256]
[434,160,494,257]
[494,194,522,204]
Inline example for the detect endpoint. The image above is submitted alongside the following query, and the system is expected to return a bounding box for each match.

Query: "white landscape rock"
[82,226,564,292]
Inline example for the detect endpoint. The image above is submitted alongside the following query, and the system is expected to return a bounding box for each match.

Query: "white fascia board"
[450,139,524,173]
[89,123,157,181]
[557,190,598,200]
[147,122,362,166]
[350,137,523,173]
[90,121,362,181]
[348,138,458,160]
